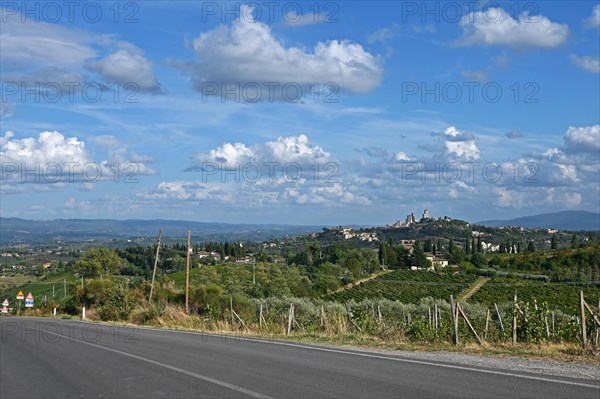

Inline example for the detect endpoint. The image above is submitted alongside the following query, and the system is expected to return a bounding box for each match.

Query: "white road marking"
[16,318,600,392]
[131,324,600,390]
[40,328,273,399]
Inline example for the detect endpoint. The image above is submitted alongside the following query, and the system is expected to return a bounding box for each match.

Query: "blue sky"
[1,1,599,225]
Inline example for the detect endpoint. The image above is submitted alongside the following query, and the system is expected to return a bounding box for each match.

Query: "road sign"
[16,291,24,300]
[1,298,8,307]
[1,307,7,314]
[25,292,34,308]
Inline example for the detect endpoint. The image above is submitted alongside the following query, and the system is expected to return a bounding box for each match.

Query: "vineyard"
[468,277,600,313]
[324,271,478,304]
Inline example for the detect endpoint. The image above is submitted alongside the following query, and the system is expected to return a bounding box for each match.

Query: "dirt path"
[330,270,393,294]
[458,277,490,301]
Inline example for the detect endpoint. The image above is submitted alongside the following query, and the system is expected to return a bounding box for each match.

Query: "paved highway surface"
[1,317,598,398]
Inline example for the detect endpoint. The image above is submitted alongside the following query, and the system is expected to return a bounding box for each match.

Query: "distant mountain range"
[0,218,324,244]
[476,211,600,231]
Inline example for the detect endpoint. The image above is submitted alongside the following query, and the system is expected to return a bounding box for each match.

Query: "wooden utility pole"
[149,228,162,303]
[252,259,256,285]
[64,278,66,298]
[185,230,191,315]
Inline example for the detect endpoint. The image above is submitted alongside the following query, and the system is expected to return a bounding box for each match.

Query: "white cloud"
[150,134,370,207]
[442,127,480,160]
[85,49,161,92]
[89,135,120,148]
[585,5,600,31]
[0,131,155,187]
[0,101,14,118]
[564,192,583,207]
[570,55,600,73]
[367,27,395,44]
[284,10,331,26]
[1,130,89,165]
[461,70,488,82]
[180,4,381,98]
[0,9,96,68]
[394,151,411,161]
[564,125,600,153]
[455,8,569,50]
[192,134,331,167]
[493,187,527,208]
[1,9,160,95]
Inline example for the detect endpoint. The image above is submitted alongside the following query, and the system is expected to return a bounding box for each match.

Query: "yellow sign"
[16,290,24,300]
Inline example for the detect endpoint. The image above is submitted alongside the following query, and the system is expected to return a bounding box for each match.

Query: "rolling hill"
[476,210,600,231]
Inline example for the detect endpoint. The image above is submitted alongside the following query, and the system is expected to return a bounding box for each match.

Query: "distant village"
[327,209,560,270]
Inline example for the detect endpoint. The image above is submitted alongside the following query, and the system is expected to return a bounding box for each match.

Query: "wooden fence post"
[484,309,490,340]
[456,302,484,344]
[434,304,438,335]
[512,293,517,344]
[428,307,432,329]
[230,296,234,329]
[287,303,294,335]
[495,303,505,334]
[450,295,458,345]
[580,291,587,348]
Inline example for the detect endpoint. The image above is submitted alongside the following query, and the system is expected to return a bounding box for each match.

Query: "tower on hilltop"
[422,209,429,220]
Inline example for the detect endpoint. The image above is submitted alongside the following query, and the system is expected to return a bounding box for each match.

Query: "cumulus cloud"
[150,134,370,207]
[586,5,600,31]
[0,131,155,188]
[564,125,600,153]
[455,8,569,50]
[85,49,161,92]
[570,55,600,73]
[1,131,89,165]
[191,134,331,168]
[439,127,480,160]
[178,4,381,99]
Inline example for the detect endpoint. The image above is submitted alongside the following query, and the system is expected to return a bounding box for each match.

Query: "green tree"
[75,248,124,278]
[527,241,536,253]
[448,239,456,254]
[477,237,482,253]
[424,239,432,253]
[571,234,578,249]
[412,241,431,268]
[378,243,388,267]
[551,234,558,250]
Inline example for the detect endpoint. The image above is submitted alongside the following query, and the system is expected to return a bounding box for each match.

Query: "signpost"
[16,290,24,312]
[1,298,8,314]
[25,292,34,308]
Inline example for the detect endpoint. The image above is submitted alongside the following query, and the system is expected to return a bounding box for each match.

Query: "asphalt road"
[1,317,598,398]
